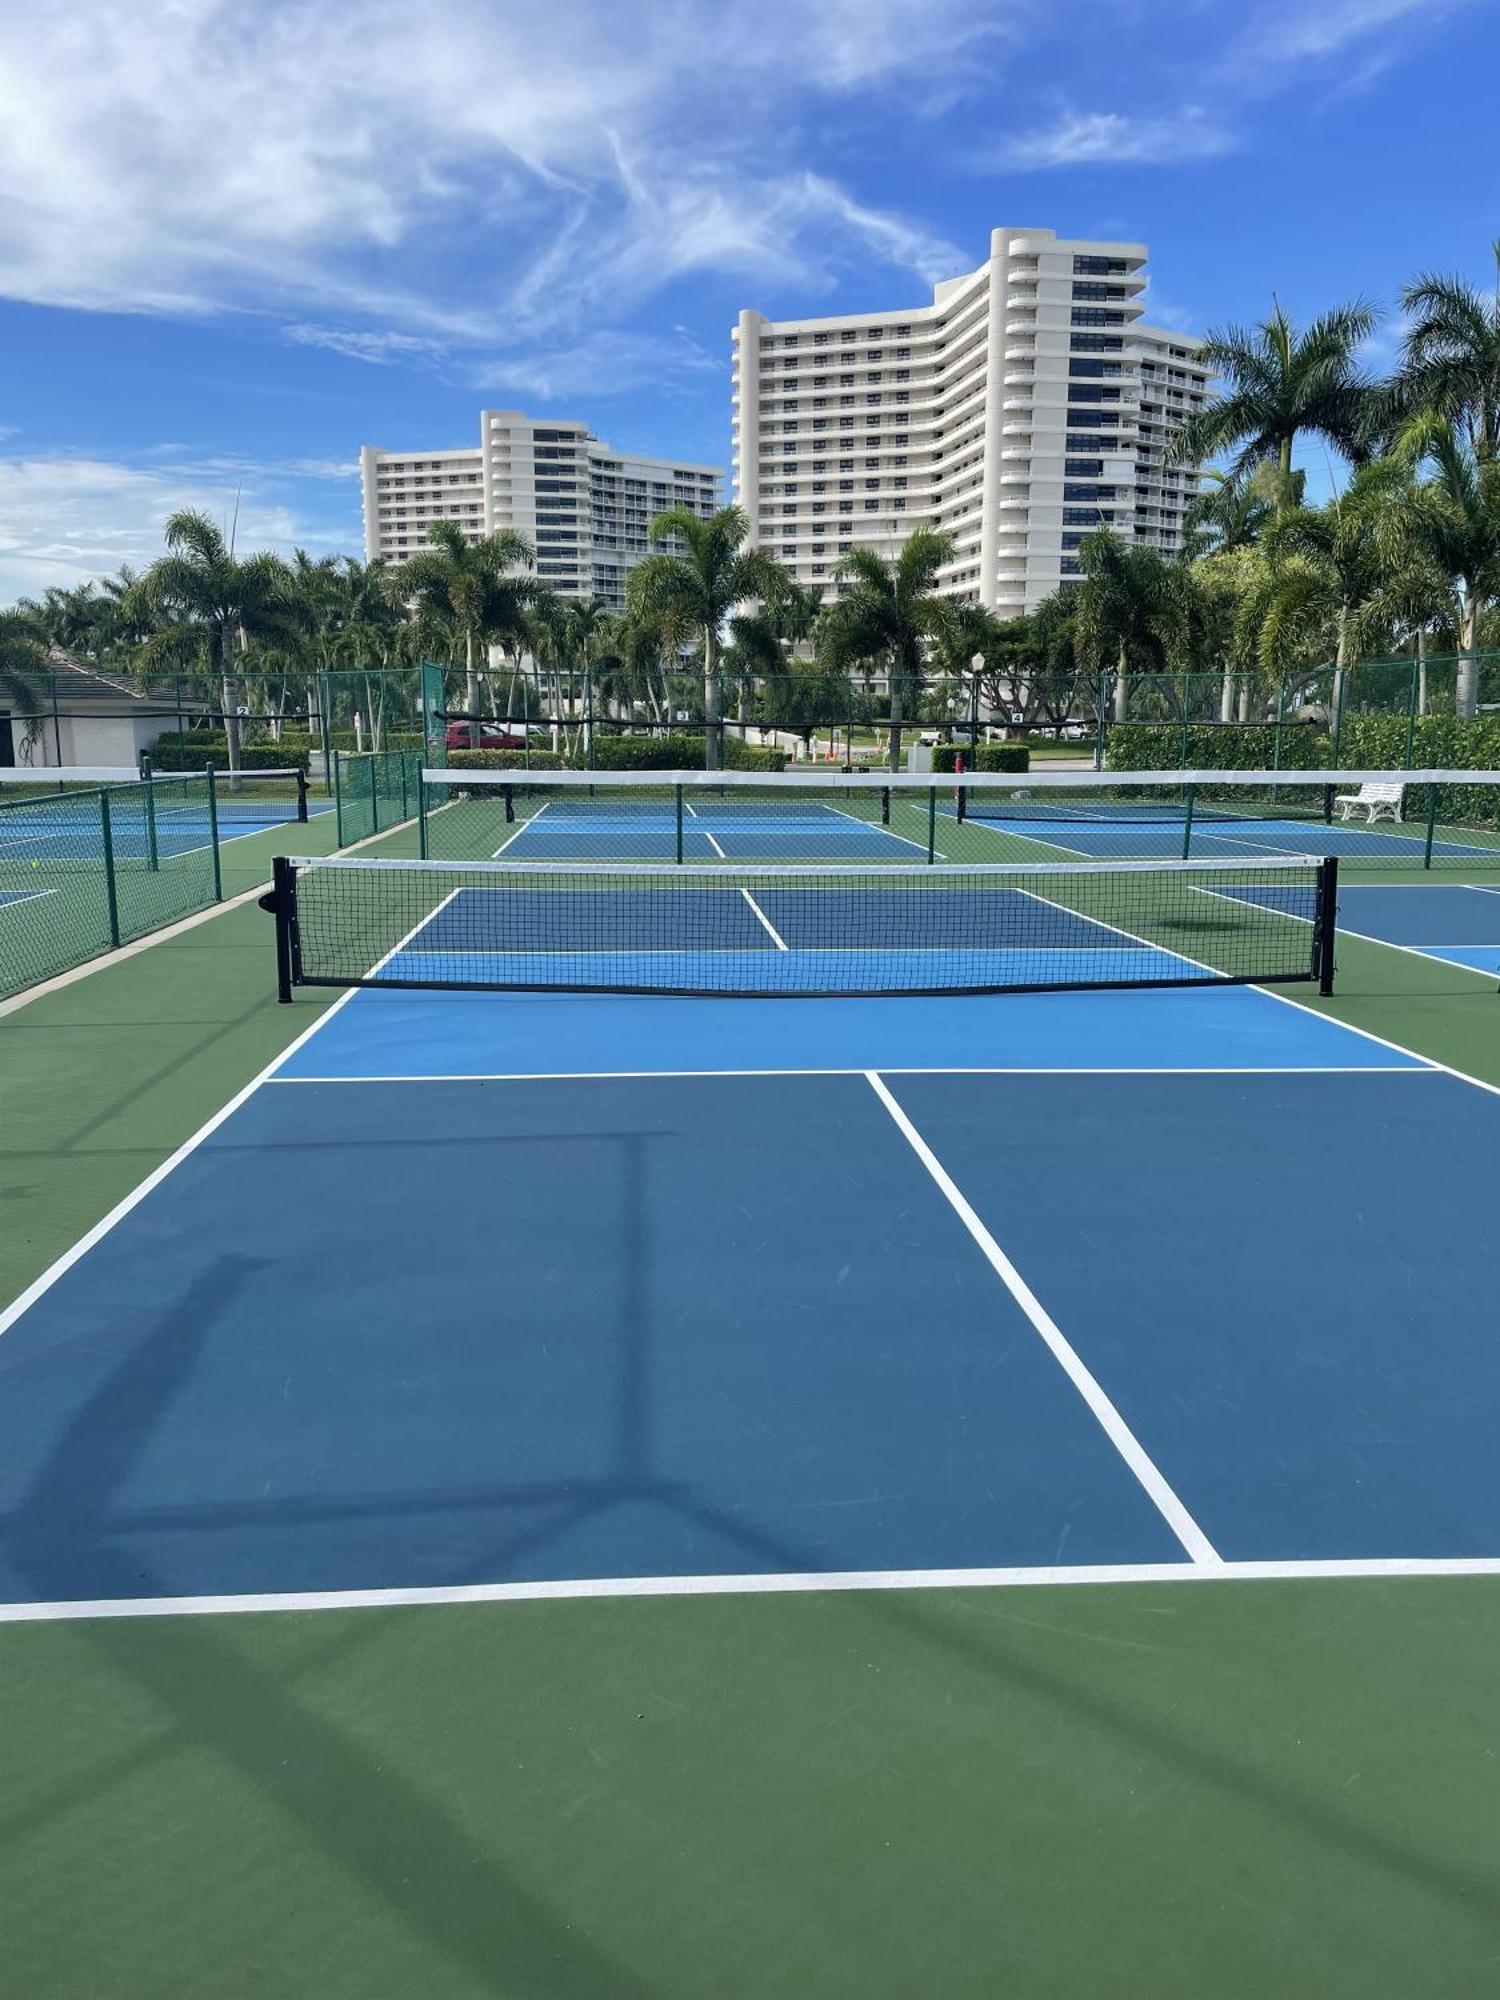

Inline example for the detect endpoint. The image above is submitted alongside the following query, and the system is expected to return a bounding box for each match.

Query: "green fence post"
[1423,784,1438,869]
[400,752,409,826]
[332,750,344,845]
[1405,661,1418,769]
[144,774,159,872]
[1094,672,1107,770]
[1181,784,1196,860]
[98,790,121,947]
[418,771,428,858]
[926,784,937,863]
[674,783,684,864]
[368,751,379,835]
[206,771,223,901]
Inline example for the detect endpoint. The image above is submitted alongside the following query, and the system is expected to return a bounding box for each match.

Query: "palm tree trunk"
[1219,668,1234,723]
[703,626,721,771]
[464,630,480,749]
[1112,640,1128,725]
[1331,612,1349,734]
[221,625,242,785]
[888,662,905,772]
[1236,682,1252,723]
[1457,600,1479,719]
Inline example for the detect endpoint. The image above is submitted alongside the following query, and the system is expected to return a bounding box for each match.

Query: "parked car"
[445,721,528,751]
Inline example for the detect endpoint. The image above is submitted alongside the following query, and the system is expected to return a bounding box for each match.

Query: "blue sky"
[1,0,1496,604]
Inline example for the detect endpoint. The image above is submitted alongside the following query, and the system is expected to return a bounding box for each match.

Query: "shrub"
[147,734,311,773]
[1105,724,1328,772]
[443,748,567,772]
[585,733,709,770]
[723,741,788,772]
[931,743,1030,774]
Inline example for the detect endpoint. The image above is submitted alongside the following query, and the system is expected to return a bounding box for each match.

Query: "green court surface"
[3,813,1500,1999]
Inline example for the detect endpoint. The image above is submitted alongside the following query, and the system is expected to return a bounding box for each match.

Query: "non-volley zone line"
[8,1553,1500,1625]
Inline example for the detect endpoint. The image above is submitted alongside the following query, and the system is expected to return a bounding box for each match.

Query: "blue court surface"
[947,805,1495,862]
[497,802,933,860]
[377,878,1314,994]
[1230,879,1500,977]
[0,800,333,861]
[4,953,1500,1616]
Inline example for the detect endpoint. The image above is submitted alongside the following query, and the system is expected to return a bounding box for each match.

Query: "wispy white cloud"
[0,449,356,601]
[993,106,1236,170]
[282,326,450,367]
[1230,0,1468,67]
[0,0,992,364]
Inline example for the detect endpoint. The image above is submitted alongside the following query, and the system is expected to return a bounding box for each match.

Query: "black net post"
[144,774,160,872]
[1180,784,1196,861]
[1315,856,1339,996]
[272,855,297,1002]
[295,767,309,823]
[206,771,223,901]
[98,789,121,948]
[1424,785,1438,869]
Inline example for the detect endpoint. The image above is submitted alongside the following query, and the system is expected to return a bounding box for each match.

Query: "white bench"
[1335,780,1404,824]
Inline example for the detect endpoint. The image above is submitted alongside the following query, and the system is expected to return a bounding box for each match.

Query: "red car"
[445,721,528,751]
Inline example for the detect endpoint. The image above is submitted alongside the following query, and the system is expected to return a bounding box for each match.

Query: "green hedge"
[1105,724,1327,771]
[584,735,711,770]
[147,735,311,774]
[723,741,788,772]
[1107,716,1500,774]
[1106,716,1500,827]
[443,748,568,772]
[931,743,1030,774]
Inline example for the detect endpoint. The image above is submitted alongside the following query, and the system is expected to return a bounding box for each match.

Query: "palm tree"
[626,506,787,768]
[0,610,50,757]
[395,521,535,747]
[1385,414,1500,716]
[1189,546,1266,720]
[817,529,955,769]
[1181,466,1279,559]
[139,512,294,775]
[1072,532,1192,722]
[1169,301,1378,503]
[1390,242,1500,465]
[1243,470,1396,716]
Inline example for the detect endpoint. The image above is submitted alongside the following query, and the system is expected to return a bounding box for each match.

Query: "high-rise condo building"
[732,227,1209,616]
[360,411,723,609]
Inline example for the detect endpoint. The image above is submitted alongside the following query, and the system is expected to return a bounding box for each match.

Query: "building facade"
[360,411,723,608]
[732,227,1209,617]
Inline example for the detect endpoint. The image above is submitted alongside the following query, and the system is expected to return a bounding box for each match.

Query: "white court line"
[1196,882,1500,985]
[822,796,943,859]
[0,887,461,1338]
[864,1069,1219,1566]
[7,1553,1500,1625]
[491,798,548,857]
[0,885,58,912]
[267,1065,1435,1084]
[703,828,728,859]
[935,803,1095,860]
[740,888,788,949]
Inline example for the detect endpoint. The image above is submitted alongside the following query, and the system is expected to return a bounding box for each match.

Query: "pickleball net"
[416,765,1500,869]
[270,852,1338,1000]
